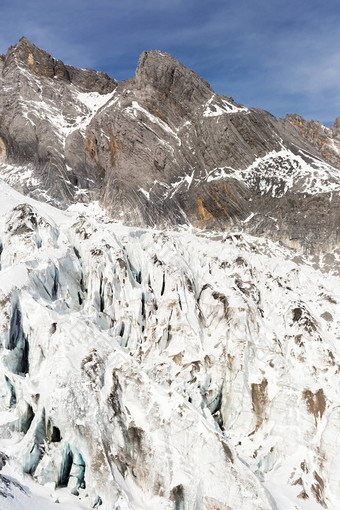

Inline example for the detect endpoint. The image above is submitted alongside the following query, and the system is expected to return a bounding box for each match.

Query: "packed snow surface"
[0,179,339,509]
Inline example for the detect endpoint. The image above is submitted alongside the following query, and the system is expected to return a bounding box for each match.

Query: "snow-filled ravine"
[0,178,339,509]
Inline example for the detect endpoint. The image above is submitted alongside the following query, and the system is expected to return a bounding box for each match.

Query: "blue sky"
[0,0,338,124]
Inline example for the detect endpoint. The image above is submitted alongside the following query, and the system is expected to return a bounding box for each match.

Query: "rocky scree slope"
[0,181,339,509]
[0,38,339,253]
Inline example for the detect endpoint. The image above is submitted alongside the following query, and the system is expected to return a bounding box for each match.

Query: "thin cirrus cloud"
[0,0,338,124]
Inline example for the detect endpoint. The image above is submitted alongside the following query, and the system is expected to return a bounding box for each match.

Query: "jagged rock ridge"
[0,38,338,252]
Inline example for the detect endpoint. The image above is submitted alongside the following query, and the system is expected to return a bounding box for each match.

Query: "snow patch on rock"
[203,95,249,117]
[205,148,340,196]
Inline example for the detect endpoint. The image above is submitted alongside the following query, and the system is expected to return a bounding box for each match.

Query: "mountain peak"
[3,36,117,94]
[15,35,38,48]
[11,35,52,61]
[134,49,213,106]
[0,38,338,252]
[6,35,71,81]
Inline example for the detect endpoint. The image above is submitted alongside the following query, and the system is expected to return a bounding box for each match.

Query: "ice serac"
[0,39,338,252]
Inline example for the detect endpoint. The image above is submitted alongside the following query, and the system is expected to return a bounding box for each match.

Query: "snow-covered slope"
[0,459,88,510]
[0,178,339,509]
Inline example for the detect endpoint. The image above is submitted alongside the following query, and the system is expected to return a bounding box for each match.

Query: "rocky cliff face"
[0,38,338,253]
[0,38,339,510]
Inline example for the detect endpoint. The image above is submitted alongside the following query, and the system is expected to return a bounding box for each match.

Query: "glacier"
[0,178,338,509]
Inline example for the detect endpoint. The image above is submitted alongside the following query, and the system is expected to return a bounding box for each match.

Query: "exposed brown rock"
[303,389,326,424]
[321,312,333,322]
[251,378,268,431]
[170,484,185,507]
[197,196,214,221]
[204,497,233,510]
[298,490,309,500]
[311,471,327,508]
[221,440,234,463]
[0,137,6,162]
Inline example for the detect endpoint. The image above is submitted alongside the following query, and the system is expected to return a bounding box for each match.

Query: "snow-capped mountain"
[0,37,339,252]
[0,37,339,510]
